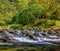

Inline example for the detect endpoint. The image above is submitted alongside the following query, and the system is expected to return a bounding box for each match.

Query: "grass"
[0,46,60,51]
[0,46,38,51]
[55,20,60,26]
[0,20,60,29]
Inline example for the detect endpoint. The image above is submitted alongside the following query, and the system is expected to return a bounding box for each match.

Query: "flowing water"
[0,29,60,51]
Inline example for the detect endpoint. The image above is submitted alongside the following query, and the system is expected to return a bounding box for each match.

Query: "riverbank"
[0,45,60,51]
[0,20,60,29]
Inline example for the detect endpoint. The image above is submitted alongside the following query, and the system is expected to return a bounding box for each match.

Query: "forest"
[0,0,60,29]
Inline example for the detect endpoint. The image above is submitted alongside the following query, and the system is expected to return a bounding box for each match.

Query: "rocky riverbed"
[0,28,60,44]
[0,28,60,51]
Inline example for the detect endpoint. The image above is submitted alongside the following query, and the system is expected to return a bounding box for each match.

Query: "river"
[0,29,60,51]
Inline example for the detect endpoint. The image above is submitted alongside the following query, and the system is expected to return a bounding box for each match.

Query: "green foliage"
[8,24,33,29]
[11,4,46,25]
[43,20,55,28]
[9,12,19,24]
[0,20,6,26]
[50,11,57,20]
[8,24,22,29]
[0,0,29,25]
[0,0,60,28]
[22,25,33,29]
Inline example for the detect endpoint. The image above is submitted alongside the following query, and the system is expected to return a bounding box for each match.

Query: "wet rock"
[8,29,15,34]
[21,30,28,36]
[0,29,3,33]
[0,39,3,42]
[42,28,49,32]
[26,31,37,40]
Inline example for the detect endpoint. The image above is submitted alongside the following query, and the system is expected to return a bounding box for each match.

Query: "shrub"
[11,4,46,25]
[9,12,19,24]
